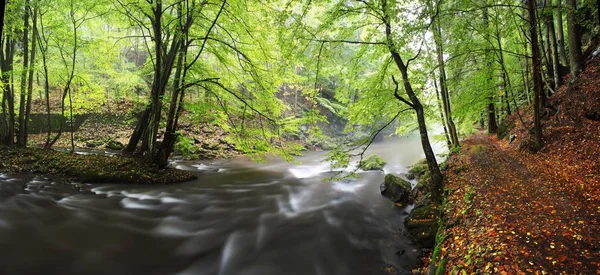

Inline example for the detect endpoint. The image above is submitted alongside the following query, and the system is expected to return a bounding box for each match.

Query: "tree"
[556,0,569,66]
[567,0,584,77]
[16,0,36,147]
[431,3,460,148]
[288,0,445,202]
[527,0,544,150]
[119,0,294,168]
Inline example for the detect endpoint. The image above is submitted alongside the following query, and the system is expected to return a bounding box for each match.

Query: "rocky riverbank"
[0,147,197,184]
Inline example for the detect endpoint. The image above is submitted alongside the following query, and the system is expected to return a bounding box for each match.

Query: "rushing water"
[0,133,445,275]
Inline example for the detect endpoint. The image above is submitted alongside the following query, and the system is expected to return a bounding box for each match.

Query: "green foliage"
[174,135,197,156]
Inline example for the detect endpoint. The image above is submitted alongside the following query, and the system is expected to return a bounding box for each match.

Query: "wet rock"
[410,180,431,208]
[359,154,386,171]
[407,159,428,180]
[85,140,104,148]
[404,205,440,248]
[106,139,124,151]
[380,173,411,204]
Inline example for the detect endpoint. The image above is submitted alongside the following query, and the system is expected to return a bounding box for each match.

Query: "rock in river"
[380,173,411,204]
[404,205,440,248]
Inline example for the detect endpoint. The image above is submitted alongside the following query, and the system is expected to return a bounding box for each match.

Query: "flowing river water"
[0,133,445,275]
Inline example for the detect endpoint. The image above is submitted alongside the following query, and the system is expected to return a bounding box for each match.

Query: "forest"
[0,0,599,274]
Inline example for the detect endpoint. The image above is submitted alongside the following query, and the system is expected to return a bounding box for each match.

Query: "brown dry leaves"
[435,58,600,274]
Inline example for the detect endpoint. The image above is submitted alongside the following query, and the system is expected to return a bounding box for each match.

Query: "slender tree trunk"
[157,38,185,168]
[527,0,544,150]
[1,37,16,146]
[543,3,556,90]
[483,5,498,134]
[494,20,512,116]
[383,0,442,203]
[18,0,30,147]
[547,0,562,88]
[23,7,37,147]
[567,0,585,77]
[556,0,569,65]
[433,21,459,147]
[433,76,451,147]
[523,59,532,104]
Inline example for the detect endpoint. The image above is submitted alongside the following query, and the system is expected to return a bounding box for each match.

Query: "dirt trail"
[437,134,600,274]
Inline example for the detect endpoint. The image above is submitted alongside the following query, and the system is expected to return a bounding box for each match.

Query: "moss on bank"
[0,147,197,184]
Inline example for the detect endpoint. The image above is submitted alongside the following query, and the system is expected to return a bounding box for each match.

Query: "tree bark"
[483,5,498,134]
[23,6,37,147]
[543,2,556,90]
[547,0,562,88]
[433,20,459,147]
[527,0,544,150]
[566,0,584,77]
[18,0,30,147]
[1,37,16,146]
[556,0,569,66]
[433,75,451,147]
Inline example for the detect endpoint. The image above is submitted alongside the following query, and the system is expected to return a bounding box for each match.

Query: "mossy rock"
[405,204,441,248]
[407,159,428,179]
[359,154,386,171]
[380,173,411,204]
[106,139,125,151]
[85,140,104,148]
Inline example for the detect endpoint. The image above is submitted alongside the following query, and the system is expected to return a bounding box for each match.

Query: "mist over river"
[0,133,445,275]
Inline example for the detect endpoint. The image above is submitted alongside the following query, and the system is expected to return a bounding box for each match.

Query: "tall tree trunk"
[23,7,37,147]
[543,3,556,90]
[383,0,442,203]
[527,0,544,150]
[567,0,585,77]
[494,18,512,116]
[483,5,498,134]
[433,20,459,147]
[556,0,569,65]
[18,0,30,147]
[547,0,562,88]
[1,37,16,146]
[433,76,451,147]
[156,38,185,168]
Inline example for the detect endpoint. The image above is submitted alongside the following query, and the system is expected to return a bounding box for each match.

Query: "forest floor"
[421,57,600,274]
[25,99,241,159]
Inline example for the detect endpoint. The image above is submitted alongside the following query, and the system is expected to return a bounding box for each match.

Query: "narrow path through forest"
[436,134,600,274]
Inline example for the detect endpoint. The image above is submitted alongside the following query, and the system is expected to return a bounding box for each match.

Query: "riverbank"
[420,57,600,273]
[0,147,197,184]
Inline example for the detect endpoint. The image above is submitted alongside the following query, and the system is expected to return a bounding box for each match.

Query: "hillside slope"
[425,57,600,273]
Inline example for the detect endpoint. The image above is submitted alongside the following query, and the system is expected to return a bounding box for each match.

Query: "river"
[0,133,445,275]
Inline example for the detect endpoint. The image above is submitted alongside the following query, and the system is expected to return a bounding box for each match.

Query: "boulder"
[404,205,440,248]
[359,154,386,171]
[106,139,125,151]
[410,180,431,208]
[380,173,411,204]
[85,140,104,148]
